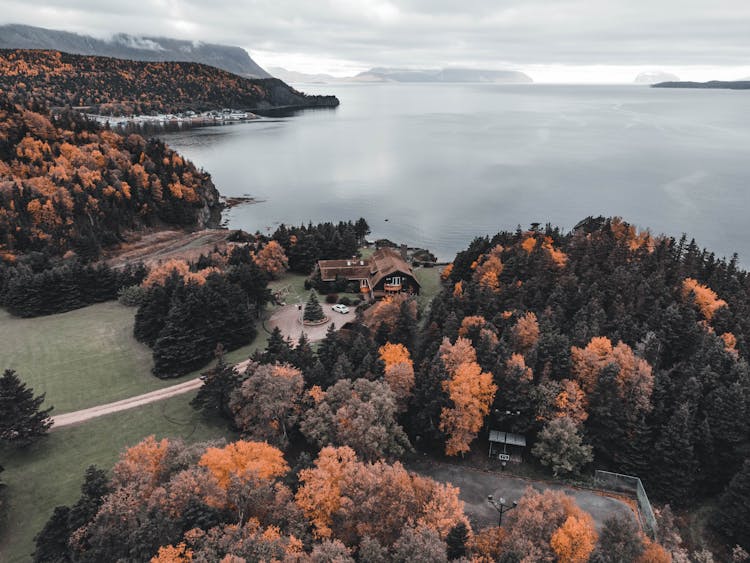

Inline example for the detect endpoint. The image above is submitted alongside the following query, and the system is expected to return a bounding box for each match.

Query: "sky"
[2,0,750,82]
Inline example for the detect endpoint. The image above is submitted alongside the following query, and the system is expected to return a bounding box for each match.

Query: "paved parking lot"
[409,460,636,530]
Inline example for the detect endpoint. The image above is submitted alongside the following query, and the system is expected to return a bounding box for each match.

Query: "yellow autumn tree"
[550,514,598,563]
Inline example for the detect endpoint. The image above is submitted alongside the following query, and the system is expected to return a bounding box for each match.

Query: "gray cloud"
[2,0,749,74]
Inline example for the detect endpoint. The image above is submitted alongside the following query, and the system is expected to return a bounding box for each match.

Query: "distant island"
[271,66,533,84]
[0,23,270,78]
[634,71,680,84]
[653,80,750,90]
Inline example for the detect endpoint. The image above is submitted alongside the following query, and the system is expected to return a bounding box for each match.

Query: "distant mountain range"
[0,23,271,78]
[271,66,533,84]
[634,71,680,84]
[652,80,750,90]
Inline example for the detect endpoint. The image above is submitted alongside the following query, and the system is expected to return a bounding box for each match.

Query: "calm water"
[163,84,750,262]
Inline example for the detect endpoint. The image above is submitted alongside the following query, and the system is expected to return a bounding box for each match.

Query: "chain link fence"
[593,470,658,540]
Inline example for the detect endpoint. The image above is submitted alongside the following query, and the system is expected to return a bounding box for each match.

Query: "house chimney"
[400,244,408,260]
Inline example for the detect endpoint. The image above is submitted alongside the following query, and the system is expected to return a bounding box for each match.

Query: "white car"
[331,304,350,314]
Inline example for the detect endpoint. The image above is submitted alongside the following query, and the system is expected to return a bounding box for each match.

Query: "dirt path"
[51,378,203,429]
[103,229,231,269]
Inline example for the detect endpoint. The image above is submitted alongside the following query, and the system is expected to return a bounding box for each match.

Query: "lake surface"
[163,83,750,262]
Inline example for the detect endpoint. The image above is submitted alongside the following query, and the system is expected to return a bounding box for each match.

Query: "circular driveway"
[267,304,354,343]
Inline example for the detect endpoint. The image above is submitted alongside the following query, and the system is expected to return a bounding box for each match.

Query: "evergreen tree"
[0,369,53,446]
[585,363,627,467]
[650,403,698,503]
[715,459,750,551]
[293,333,316,374]
[304,291,325,322]
[33,506,71,563]
[262,327,294,365]
[190,346,240,420]
[446,522,469,560]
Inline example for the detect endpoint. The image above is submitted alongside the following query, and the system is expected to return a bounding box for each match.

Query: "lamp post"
[487,495,517,526]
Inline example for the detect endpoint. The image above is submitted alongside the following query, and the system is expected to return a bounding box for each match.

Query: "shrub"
[326,294,339,304]
[339,296,352,306]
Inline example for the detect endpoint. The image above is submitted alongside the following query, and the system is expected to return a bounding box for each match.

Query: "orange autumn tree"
[112,435,170,490]
[438,337,497,456]
[198,440,289,490]
[636,542,673,563]
[253,240,288,278]
[473,244,504,292]
[550,513,598,563]
[681,278,728,322]
[553,379,589,423]
[379,342,415,409]
[142,259,219,288]
[295,446,357,539]
[295,446,469,547]
[511,311,540,355]
[610,217,655,253]
[571,337,654,416]
[503,487,595,562]
[151,542,193,563]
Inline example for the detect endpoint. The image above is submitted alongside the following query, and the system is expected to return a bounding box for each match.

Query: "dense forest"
[0,95,221,260]
[418,218,750,501]
[0,49,339,115]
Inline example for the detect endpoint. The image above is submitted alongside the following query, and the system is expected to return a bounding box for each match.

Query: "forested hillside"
[0,49,339,115]
[421,218,750,508]
[0,96,221,260]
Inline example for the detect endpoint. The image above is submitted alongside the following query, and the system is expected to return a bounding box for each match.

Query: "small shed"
[488,430,527,463]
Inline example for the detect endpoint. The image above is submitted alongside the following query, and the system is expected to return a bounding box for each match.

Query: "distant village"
[86,108,259,128]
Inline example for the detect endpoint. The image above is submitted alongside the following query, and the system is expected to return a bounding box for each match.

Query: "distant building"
[316,247,421,300]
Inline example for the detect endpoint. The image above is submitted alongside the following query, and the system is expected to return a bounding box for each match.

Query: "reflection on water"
[162,83,750,262]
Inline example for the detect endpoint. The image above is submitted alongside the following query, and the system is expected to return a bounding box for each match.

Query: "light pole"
[487,495,517,526]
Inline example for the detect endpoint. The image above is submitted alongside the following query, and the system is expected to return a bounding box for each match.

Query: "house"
[316,247,421,300]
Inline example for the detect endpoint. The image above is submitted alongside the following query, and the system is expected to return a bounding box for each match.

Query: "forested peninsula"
[0,49,340,115]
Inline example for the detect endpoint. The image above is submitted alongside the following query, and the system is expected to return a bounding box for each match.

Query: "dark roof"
[489,430,527,447]
[318,258,369,282]
[317,247,420,288]
[369,248,420,288]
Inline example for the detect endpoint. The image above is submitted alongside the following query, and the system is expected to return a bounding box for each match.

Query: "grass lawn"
[415,266,444,313]
[0,391,236,563]
[0,302,268,414]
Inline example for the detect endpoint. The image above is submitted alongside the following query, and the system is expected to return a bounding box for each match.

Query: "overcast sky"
[3,0,750,82]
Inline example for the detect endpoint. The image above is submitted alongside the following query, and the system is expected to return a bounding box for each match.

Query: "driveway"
[267,304,354,343]
[408,460,635,530]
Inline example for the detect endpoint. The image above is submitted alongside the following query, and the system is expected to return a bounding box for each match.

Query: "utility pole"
[487,495,517,526]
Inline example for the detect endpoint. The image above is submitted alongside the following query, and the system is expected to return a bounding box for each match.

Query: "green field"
[0,391,235,562]
[0,302,268,414]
